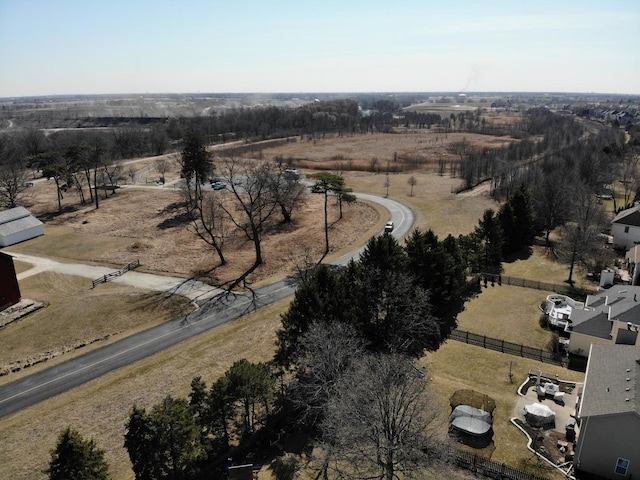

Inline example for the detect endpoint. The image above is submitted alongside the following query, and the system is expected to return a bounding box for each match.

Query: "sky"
[1,0,639,97]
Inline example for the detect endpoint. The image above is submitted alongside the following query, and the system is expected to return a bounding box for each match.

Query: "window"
[615,457,630,476]
[625,226,630,233]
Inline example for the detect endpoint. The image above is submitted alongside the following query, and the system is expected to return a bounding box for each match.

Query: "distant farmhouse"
[574,344,640,479]
[0,251,21,310]
[0,206,43,247]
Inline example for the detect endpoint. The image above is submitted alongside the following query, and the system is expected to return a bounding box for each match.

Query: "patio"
[512,374,582,473]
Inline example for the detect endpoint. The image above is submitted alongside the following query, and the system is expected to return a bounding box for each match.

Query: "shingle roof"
[612,206,640,227]
[0,206,30,225]
[571,312,612,339]
[0,215,43,236]
[579,344,639,418]
[617,303,640,324]
[0,207,43,241]
[578,286,640,325]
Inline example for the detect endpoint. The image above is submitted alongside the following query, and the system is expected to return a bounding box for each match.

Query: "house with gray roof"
[0,206,44,247]
[563,285,640,357]
[612,204,640,250]
[574,344,640,479]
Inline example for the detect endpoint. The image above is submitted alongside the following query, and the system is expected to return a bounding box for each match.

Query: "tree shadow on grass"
[502,246,533,264]
[156,201,191,229]
[37,205,78,222]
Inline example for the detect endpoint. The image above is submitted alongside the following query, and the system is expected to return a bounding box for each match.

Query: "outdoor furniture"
[544,382,559,396]
[524,402,556,428]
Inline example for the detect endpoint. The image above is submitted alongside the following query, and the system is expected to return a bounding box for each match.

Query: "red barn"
[0,251,21,310]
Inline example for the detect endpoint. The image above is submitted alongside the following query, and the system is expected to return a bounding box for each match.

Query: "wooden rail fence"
[479,273,594,298]
[443,446,549,480]
[448,329,566,367]
[92,259,140,288]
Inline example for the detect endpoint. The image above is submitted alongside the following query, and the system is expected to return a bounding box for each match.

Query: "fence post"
[501,339,504,353]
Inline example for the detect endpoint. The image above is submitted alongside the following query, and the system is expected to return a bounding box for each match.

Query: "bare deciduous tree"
[156,158,170,185]
[0,134,30,208]
[220,158,281,288]
[319,353,438,480]
[408,175,417,197]
[272,167,306,223]
[291,321,366,428]
[559,185,609,284]
[19,128,48,157]
[532,169,571,246]
[86,134,107,209]
[619,147,640,209]
[182,182,228,265]
[101,160,123,198]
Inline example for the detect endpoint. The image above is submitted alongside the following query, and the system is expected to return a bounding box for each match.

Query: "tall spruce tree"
[46,427,109,480]
[475,209,504,273]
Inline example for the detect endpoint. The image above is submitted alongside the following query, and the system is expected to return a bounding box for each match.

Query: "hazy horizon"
[2,90,638,101]
[1,0,639,98]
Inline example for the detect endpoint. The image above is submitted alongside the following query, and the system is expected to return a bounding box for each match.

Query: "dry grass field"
[0,131,589,480]
[13,180,381,284]
[0,273,192,382]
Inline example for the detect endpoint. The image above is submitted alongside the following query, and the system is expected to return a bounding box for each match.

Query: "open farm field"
[237,131,516,174]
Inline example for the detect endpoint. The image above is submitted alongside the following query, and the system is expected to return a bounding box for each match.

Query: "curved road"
[0,194,414,419]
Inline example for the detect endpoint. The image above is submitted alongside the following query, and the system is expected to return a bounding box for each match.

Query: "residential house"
[611,205,640,251]
[0,206,44,247]
[574,344,640,479]
[559,285,640,357]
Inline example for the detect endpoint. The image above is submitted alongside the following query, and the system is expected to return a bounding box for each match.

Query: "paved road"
[0,194,414,418]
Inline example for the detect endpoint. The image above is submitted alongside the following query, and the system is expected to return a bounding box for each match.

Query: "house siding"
[575,414,640,479]
[0,224,44,247]
[612,222,640,250]
[568,333,611,356]
[0,252,21,309]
